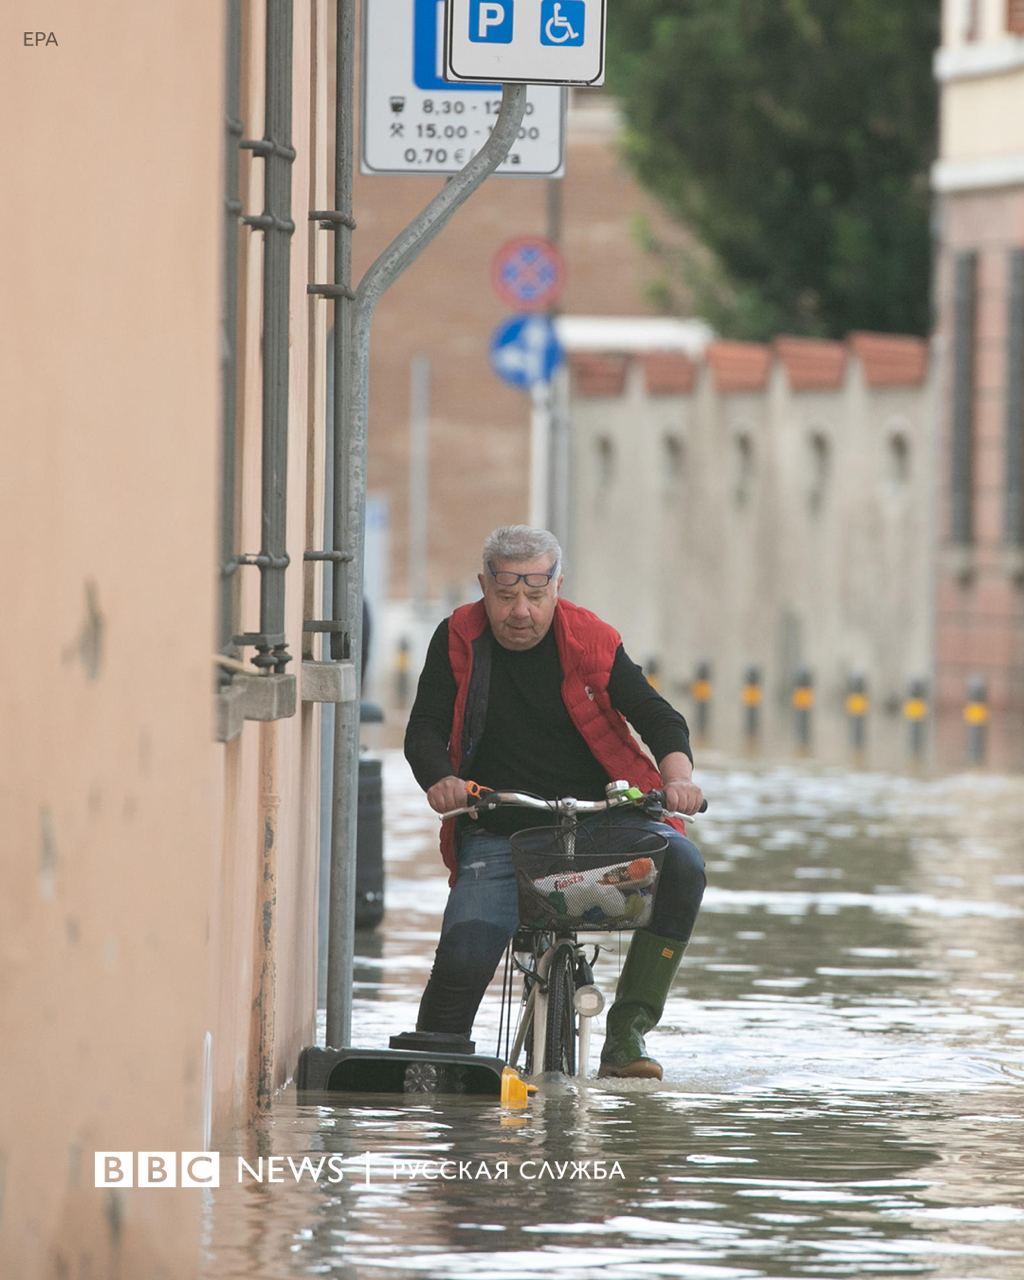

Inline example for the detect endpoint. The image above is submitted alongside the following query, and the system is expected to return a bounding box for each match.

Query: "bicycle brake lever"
[463,780,500,812]
[643,789,708,818]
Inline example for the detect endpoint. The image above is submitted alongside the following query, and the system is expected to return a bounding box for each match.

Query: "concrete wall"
[3,1,331,1273]
[1,2,223,1275]
[567,336,933,767]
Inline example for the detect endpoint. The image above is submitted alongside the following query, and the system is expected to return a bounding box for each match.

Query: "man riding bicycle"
[404,525,706,1079]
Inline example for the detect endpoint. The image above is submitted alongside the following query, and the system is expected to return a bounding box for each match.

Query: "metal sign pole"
[326,80,528,1048]
[324,0,358,1054]
[529,378,551,527]
[409,354,431,612]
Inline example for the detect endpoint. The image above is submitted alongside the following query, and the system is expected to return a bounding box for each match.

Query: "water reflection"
[202,757,1024,1279]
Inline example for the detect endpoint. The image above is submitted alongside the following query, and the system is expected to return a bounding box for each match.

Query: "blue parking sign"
[469,0,514,44]
[414,0,495,89]
[540,0,585,46]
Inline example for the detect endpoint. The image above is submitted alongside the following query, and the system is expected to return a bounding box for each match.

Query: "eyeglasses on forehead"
[488,565,556,588]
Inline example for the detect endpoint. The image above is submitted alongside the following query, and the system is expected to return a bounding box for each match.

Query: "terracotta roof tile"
[774,336,847,390]
[569,352,630,398]
[641,351,696,395]
[848,331,928,387]
[706,341,772,392]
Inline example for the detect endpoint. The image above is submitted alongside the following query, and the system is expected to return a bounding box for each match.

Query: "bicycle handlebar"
[439,785,707,823]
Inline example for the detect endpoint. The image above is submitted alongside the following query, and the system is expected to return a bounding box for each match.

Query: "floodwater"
[202,752,1024,1279]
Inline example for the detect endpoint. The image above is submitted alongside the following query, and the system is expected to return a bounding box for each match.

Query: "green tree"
[607,0,939,338]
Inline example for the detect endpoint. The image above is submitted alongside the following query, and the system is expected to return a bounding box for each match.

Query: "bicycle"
[440,781,705,1081]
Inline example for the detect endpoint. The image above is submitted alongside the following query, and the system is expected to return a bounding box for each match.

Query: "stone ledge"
[214,681,247,743]
[235,673,297,721]
[301,660,358,704]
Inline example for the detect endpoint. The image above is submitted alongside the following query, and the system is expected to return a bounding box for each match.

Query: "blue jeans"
[416,814,706,1036]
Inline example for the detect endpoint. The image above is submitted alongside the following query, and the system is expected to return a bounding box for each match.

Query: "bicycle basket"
[509,825,668,932]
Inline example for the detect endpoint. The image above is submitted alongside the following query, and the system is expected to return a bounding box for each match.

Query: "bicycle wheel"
[543,943,577,1075]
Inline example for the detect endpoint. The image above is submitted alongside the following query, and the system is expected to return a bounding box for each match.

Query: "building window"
[733,431,754,507]
[596,435,615,487]
[1008,0,1024,36]
[952,251,978,545]
[963,0,981,40]
[807,430,830,514]
[1005,247,1024,545]
[662,433,684,479]
[887,428,911,487]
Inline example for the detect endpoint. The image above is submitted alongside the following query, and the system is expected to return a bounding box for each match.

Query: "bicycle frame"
[440,783,686,1075]
[439,783,703,1080]
[508,928,601,1079]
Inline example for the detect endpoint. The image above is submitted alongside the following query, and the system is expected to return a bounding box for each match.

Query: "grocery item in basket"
[531,856,658,924]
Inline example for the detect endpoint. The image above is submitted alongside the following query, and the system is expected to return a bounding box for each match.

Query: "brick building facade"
[932,0,1024,767]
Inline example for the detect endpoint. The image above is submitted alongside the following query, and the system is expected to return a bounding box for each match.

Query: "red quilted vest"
[438,597,683,885]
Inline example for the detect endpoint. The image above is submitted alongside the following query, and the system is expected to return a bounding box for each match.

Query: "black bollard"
[793,667,814,752]
[964,674,988,766]
[846,672,868,754]
[395,635,411,706]
[742,665,762,743]
[691,661,712,741]
[903,678,928,763]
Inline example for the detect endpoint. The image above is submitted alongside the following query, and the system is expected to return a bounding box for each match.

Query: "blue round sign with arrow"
[489,314,565,391]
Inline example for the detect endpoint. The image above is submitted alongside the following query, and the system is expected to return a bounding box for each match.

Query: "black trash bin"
[356,754,385,929]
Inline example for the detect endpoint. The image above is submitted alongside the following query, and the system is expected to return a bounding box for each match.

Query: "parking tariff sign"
[362,0,565,177]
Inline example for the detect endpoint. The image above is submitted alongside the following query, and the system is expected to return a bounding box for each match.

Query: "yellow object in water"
[500,1065,537,1110]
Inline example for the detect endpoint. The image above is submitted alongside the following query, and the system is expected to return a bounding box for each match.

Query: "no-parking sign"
[491,236,565,311]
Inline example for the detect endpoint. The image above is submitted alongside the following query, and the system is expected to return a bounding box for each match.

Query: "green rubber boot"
[598,929,685,1080]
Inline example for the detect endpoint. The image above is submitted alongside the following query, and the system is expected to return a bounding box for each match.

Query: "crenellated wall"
[567,332,935,766]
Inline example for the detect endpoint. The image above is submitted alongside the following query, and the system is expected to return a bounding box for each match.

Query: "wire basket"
[509,824,668,932]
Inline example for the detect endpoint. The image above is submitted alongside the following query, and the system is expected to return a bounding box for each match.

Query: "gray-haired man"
[404,525,705,1078]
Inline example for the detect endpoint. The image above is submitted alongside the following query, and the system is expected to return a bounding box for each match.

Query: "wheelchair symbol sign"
[540,0,585,46]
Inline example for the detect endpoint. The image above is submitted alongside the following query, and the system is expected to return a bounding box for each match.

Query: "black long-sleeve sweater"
[404,618,692,833]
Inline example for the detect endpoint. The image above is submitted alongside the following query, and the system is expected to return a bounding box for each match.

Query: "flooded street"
[203,753,1024,1279]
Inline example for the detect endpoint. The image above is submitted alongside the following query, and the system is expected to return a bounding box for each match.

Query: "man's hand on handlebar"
[661,779,705,817]
[427,775,478,819]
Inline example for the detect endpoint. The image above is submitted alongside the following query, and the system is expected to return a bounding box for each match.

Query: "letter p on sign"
[470,0,513,42]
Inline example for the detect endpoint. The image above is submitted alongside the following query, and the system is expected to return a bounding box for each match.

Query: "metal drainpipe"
[218,0,243,677]
[325,80,528,1049]
[242,0,296,673]
[254,722,280,1110]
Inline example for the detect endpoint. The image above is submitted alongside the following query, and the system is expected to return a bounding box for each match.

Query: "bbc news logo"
[95,1152,220,1188]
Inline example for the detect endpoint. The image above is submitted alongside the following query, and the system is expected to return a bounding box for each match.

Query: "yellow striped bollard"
[742,666,762,743]
[395,635,412,706]
[903,678,928,763]
[964,674,988,765]
[792,668,814,752]
[845,673,868,754]
[691,662,712,740]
